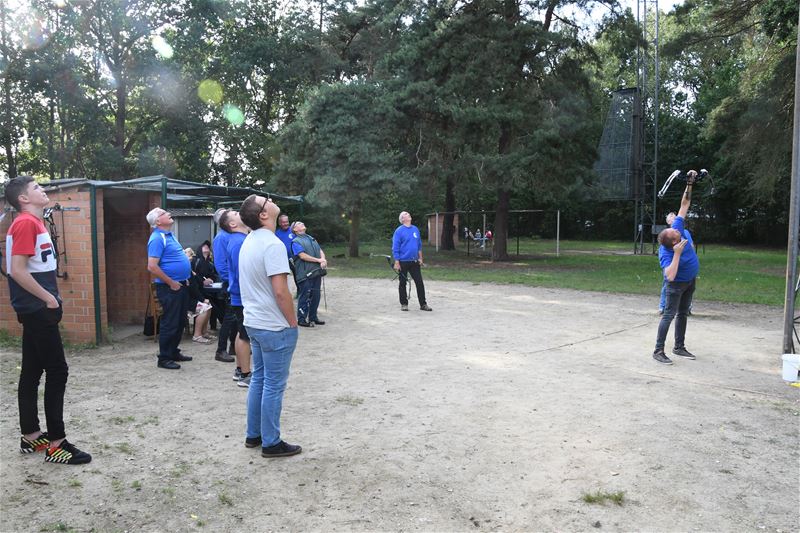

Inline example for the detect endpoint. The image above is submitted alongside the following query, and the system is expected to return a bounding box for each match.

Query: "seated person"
[192,240,218,283]
[183,248,214,344]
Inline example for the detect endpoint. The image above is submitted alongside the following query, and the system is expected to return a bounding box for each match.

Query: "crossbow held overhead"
[658,169,716,199]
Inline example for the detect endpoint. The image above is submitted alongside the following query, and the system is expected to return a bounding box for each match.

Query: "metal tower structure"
[633,0,659,254]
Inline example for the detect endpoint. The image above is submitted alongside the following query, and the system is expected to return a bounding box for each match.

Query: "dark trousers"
[297,276,321,322]
[217,298,238,353]
[18,306,68,440]
[398,261,426,306]
[156,283,189,361]
[655,278,696,350]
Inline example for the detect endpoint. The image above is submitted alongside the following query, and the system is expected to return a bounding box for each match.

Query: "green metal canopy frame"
[43,175,304,345]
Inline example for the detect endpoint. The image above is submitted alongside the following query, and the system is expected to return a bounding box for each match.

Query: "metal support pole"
[782,16,800,355]
[160,177,167,209]
[516,213,520,256]
[90,185,102,345]
[435,212,439,252]
[556,210,560,257]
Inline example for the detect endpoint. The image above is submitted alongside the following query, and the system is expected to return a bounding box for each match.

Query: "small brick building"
[1,176,302,344]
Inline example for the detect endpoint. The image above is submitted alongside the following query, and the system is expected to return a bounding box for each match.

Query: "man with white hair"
[392,211,432,312]
[146,207,192,370]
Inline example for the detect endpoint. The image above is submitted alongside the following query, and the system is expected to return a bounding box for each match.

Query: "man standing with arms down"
[291,221,327,327]
[393,211,432,312]
[238,195,302,458]
[212,208,236,363]
[219,210,252,387]
[653,170,700,365]
[5,176,91,464]
[146,207,193,369]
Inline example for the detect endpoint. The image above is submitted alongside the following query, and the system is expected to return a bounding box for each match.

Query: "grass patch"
[114,442,133,454]
[324,240,786,306]
[335,394,364,406]
[40,524,75,533]
[109,415,135,425]
[581,490,626,506]
[131,480,142,490]
[171,461,191,478]
[67,479,82,488]
[0,330,22,349]
[218,492,233,506]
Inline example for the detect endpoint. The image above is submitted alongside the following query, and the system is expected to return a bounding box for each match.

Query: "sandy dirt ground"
[0,277,798,532]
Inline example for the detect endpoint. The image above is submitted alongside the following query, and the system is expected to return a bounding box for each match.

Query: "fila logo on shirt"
[40,242,54,263]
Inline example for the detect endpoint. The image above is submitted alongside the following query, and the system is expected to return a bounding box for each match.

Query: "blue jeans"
[297,276,321,322]
[245,326,298,447]
[655,278,696,351]
[155,283,189,361]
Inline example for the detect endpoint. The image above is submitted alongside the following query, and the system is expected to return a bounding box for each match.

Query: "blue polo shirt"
[392,224,422,261]
[275,227,295,256]
[659,216,699,282]
[212,230,230,284]
[226,231,247,306]
[148,228,191,283]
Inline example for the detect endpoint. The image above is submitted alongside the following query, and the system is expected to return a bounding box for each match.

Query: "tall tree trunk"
[48,100,56,180]
[115,77,126,179]
[441,175,456,250]
[348,198,361,258]
[492,121,513,261]
[492,187,511,261]
[1,7,16,179]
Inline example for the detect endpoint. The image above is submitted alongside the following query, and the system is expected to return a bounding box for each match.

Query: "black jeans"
[155,283,189,361]
[655,278,696,351]
[217,295,238,353]
[17,305,68,440]
[398,261,427,307]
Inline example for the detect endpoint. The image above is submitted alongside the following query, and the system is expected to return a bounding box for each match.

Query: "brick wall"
[104,190,160,325]
[0,187,107,344]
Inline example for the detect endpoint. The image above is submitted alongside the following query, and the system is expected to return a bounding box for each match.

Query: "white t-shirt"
[239,228,292,331]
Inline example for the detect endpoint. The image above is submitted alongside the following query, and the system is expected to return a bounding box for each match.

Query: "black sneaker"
[298,320,314,327]
[312,320,325,325]
[653,349,673,365]
[20,433,49,454]
[419,304,433,312]
[233,367,242,381]
[173,354,193,362]
[215,350,235,363]
[672,347,696,360]
[157,359,181,369]
[400,304,409,311]
[261,440,302,458]
[245,436,262,448]
[44,440,92,465]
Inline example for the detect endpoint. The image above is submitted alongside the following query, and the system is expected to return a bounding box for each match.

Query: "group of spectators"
[145,206,328,383]
[142,195,325,456]
[4,166,698,466]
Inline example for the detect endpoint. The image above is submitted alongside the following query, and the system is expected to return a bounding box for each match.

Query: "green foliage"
[324,240,786,307]
[0,0,794,248]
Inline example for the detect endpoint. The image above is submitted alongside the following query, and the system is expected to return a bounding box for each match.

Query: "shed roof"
[41,176,304,206]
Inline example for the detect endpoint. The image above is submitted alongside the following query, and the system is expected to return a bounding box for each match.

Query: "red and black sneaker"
[44,440,92,465]
[20,433,50,454]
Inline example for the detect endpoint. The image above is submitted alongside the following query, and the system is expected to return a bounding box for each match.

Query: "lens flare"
[223,104,245,126]
[198,80,223,105]
[23,20,48,50]
[151,35,174,59]
[53,0,67,7]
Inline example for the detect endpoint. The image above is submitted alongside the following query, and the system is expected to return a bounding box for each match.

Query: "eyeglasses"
[259,197,272,217]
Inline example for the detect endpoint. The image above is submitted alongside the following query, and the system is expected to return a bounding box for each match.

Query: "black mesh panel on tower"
[592,88,637,200]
